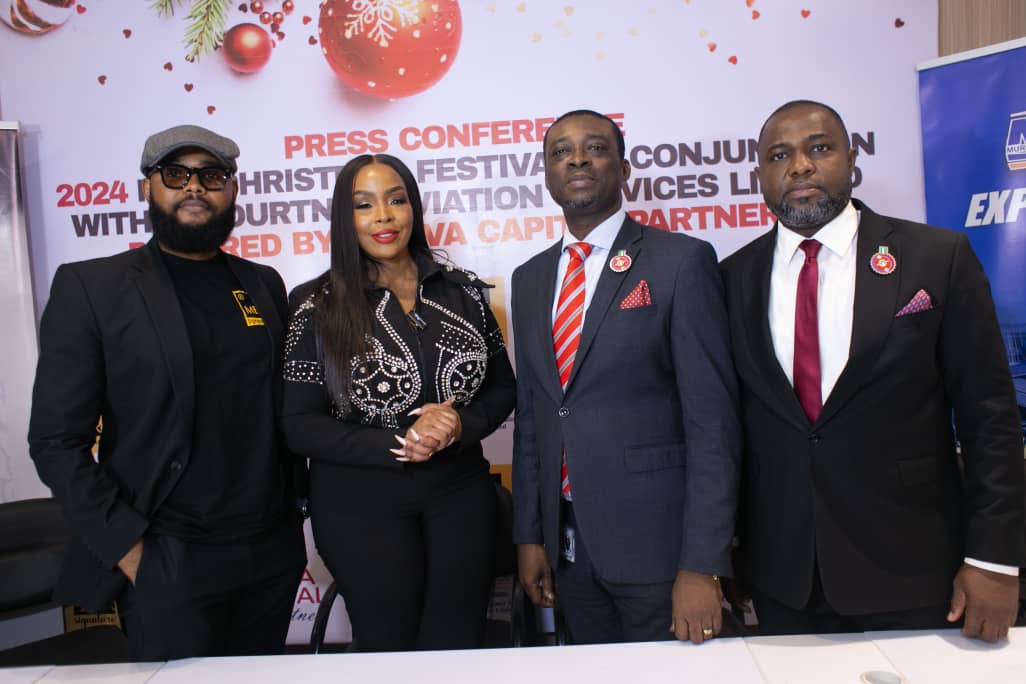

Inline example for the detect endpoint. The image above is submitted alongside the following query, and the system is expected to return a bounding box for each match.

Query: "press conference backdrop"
[918,39,1026,426]
[0,1,936,644]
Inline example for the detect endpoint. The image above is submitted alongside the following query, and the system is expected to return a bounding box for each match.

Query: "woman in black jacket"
[282,154,515,651]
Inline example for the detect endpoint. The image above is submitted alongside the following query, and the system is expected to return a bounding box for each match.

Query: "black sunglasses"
[151,164,232,191]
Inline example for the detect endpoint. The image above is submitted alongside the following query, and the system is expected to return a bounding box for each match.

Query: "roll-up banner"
[0,122,48,503]
[917,38,1026,429]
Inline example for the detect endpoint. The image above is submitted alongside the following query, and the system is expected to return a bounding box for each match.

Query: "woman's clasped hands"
[390,397,462,463]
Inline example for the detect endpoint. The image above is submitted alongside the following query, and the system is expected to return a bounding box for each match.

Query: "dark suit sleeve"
[28,265,148,570]
[939,234,1025,566]
[256,264,311,503]
[260,264,290,326]
[454,289,516,445]
[510,267,544,545]
[670,240,742,576]
[280,305,403,471]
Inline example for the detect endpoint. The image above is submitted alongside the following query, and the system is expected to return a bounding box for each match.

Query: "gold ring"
[702,628,713,637]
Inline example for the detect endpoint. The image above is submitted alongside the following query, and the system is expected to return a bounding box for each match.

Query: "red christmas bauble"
[318,0,462,99]
[1,0,75,35]
[222,23,273,73]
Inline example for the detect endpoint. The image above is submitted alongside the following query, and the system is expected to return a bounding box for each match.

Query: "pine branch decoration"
[150,0,184,18]
[183,0,231,62]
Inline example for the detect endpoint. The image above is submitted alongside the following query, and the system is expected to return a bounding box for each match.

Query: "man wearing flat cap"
[28,125,306,660]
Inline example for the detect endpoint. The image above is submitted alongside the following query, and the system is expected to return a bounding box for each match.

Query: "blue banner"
[918,42,1026,415]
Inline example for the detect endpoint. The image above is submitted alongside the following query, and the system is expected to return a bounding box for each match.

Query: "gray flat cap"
[140,124,240,174]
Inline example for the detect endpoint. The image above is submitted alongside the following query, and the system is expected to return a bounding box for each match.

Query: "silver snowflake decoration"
[344,0,421,48]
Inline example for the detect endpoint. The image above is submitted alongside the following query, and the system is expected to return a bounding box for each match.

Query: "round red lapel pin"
[870,246,896,275]
[609,250,632,273]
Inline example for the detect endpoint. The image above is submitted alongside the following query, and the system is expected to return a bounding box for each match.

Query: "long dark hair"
[315,154,433,400]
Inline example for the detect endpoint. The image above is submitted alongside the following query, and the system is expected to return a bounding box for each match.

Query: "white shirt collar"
[560,207,626,254]
[775,201,858,262]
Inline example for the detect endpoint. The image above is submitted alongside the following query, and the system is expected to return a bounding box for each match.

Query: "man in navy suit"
[511,110,741,644]
[720,100,1024,641]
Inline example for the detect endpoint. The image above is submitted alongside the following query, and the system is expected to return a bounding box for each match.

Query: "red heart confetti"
[277,31,285,40]
[77,4,86,13]
[728,55,738,65]
[895,18,905,28]
[302,15,311,24]
[163,62,173,71]
[801,9,810,18]
[97,75,107,84]
[123,29,131,38]
[239,3,248,11]
[752,10,760,19]
[308,36,317,45]
[184,83,194,92]
[207,106,216,115]
[707,42,717,52]
[746,0,755,6]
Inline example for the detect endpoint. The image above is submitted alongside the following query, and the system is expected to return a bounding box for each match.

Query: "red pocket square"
[620,280,652,309]
[895,289,933,317]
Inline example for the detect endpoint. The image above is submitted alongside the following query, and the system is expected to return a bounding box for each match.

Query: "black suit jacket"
[28,239,294,612]
[511,217,741,583]
[720,199,1025,614]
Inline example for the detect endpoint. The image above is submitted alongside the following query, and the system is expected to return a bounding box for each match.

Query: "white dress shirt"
[551,207,626,326]
[768,201,1017,577]
[769,202,858,401]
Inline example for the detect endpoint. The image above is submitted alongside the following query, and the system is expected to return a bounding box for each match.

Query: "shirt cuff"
[964,557,1020,576]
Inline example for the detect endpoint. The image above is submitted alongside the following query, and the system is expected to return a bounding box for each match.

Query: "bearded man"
[720,100,1023,642]
[28,125,306,660]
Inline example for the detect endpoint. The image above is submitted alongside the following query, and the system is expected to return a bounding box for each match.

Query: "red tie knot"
[566,241,593,264]
[799,239,822,260]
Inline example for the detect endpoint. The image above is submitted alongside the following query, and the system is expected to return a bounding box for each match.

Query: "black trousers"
[118,518,306,661]
[312,470,497,652]
[555,502,675,644]
[752,563,950,636]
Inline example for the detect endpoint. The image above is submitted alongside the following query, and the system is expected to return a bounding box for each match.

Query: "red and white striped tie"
[553,241,592,499]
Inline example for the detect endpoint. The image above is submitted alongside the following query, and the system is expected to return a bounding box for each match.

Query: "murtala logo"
[1005,111,1026,171]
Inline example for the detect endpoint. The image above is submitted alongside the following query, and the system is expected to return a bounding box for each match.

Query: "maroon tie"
[793,239,822,423]
[553,242,592,498]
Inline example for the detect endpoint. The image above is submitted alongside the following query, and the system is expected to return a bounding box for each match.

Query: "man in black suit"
[511,110,740,644]
[28,125,306,660]
[720,100,1024,641]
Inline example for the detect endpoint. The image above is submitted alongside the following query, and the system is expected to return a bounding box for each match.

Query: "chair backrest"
[0,498,70,620]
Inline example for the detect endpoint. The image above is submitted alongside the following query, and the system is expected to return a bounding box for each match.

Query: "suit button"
[558,407,570,418]
[808,435,821,445]
[169,460,183,471]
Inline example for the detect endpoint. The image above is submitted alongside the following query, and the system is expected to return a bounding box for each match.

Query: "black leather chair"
[0,498,129,666]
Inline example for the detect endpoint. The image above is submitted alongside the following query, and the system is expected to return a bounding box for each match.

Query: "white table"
[2,628,1022,683]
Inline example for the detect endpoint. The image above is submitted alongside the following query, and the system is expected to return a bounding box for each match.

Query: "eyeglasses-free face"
[152,163,232,191]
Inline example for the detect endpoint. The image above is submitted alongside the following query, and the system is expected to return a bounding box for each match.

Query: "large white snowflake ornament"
[344,0,420,47]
